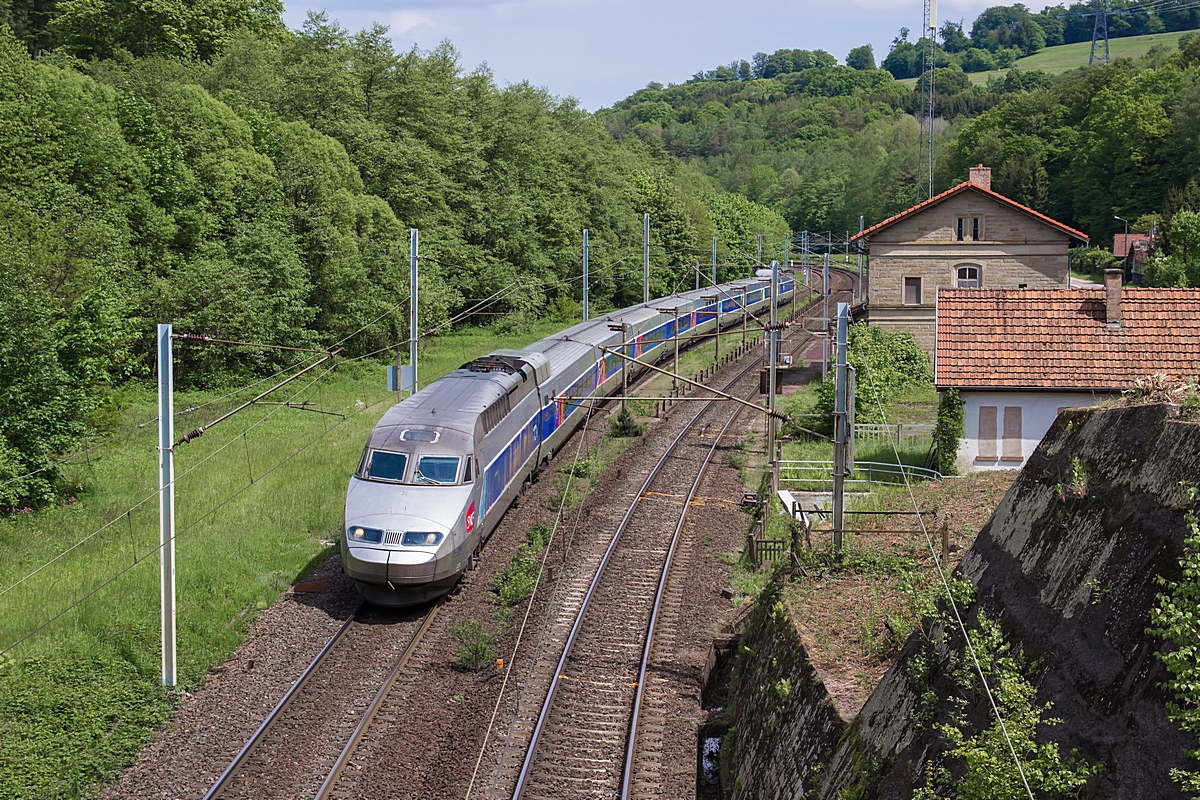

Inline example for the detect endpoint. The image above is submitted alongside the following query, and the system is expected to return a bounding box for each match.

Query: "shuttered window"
[903,277,922,305]
[1002,406,1023,461]
[978,406,998,460]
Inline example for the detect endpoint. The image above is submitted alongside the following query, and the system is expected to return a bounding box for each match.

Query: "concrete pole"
[157,324,176,687]
[757,234,763,268]
[583,228,589,322]
[643,213,650,305]
[832,302,850,552]
[410,228,419,394]
[712,237,718,286]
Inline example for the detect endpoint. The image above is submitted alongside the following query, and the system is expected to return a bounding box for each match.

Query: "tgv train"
[342,273,797,606]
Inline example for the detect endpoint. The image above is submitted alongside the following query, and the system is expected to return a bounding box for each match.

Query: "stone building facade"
[851,167,1088,352]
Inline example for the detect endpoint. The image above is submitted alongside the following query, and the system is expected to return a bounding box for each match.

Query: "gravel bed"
[100,554,360,800]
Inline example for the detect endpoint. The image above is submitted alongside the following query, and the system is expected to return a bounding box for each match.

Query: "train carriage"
[342,273,797,606]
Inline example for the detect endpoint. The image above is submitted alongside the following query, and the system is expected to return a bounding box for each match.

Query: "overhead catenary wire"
[463,375,602,800]
[0,378,395,659]
[0,357,346,602]
[860,361,1035,800]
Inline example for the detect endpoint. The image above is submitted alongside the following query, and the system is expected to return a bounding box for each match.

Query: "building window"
[956,266,980,288]
[956,217,983,241]
[1002,406,1023,461]
[978,406,998,460]
[903,277,922,305]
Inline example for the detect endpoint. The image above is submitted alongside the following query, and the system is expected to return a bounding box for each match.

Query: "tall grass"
[0,318,564,799]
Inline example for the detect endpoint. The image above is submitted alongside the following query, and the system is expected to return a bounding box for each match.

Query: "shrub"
[448,619,500,670]
[934,388,965,476]
[609,406,645,438]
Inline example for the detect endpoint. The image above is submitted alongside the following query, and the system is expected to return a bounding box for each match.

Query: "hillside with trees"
[0,9,788,508]
[601,27,1200,287]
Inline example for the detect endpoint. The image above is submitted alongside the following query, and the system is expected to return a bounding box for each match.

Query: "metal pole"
[643,213,650,305]
[157,324,176,687]
[768,261,779,495]
[409,228,418,394]
[622,323,629,411]
[833,302,850,552]
[757,234,763,267]
[673,309,680,393]
[742,286,748,346]
[695,260,699,292]
[858,216,865,303]
[702,295,719,366]
[712,237,718,286]
[583,228,589,322]
[822,253,830,378]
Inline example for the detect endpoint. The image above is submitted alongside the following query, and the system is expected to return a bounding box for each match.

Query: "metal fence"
[853,423,934,450]
[777,460,943,492]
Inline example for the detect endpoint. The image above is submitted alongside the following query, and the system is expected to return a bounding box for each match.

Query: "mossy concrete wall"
[723,582,846,800]
[812,403,1200,798]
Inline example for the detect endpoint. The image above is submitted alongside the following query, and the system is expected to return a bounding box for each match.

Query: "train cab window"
[463,456,474,483]
[414,455,460,485]
[366,451,408,482]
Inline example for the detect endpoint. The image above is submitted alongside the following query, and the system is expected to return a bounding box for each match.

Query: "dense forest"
[0,6,789,507]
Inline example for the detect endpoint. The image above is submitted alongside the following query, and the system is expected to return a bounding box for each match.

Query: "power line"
[860,362,1035,800]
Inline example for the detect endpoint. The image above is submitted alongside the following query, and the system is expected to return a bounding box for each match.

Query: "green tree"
[970,4,1047,55]
[846,44,875,71]
[940,20,972,53]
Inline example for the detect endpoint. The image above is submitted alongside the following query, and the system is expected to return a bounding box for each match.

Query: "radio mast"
[918,0,937,201]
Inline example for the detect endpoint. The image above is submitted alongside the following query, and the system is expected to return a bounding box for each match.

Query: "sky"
[280,0,1002,110]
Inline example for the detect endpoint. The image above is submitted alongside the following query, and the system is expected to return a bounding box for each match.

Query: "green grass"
[0,317,565,799]
[900,29,1193,87]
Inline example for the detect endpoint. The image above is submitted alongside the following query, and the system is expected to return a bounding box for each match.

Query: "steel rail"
[511,315,799,798]
[619,364,750,798]
[313,601,442,800]
[201,608,361,800]
[618,282,851,799]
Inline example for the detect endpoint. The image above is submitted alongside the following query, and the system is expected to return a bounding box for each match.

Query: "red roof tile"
[851,182,1089,243]
[935,288,1200,390]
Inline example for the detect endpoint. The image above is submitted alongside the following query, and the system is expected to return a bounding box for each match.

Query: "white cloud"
[281,0,1001,109]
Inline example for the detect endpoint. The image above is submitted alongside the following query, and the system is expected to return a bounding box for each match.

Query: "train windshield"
[414,456,460,485]
[367,451,408,482]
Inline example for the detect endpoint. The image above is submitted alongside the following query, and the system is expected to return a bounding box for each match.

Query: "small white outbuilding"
[935,271,1200,472]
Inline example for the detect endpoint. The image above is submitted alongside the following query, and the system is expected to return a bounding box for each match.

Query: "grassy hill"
[900,29,1193,86]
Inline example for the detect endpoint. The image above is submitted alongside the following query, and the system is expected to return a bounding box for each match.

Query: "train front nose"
[341,513,451,586]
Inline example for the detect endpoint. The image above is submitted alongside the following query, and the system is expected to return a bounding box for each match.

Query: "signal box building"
[851,166,1089,352]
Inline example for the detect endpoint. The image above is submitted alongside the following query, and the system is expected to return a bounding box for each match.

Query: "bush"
[609,406,645,438]
[809,323,932,430]
[960,48,996,73]
[933,388,964,476]
[448,619,500,670]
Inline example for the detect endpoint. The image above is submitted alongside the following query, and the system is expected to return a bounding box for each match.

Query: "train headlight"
[402,531,444,547]
[347,526,383,544]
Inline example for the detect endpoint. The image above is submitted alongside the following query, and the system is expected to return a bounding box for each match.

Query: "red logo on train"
[465,501,476,534]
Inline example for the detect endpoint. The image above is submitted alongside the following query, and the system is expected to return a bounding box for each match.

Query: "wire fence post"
[410,228,419,395]
[157,323,177,687]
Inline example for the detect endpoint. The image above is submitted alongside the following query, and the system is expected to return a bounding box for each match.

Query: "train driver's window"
[415,455,460,485]
[368,451,408,482]
[463,456,474,483]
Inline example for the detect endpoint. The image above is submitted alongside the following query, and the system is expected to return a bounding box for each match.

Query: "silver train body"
[342,274,797,606]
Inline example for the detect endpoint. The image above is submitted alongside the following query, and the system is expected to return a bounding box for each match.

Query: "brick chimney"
[969,164,992,191]
[1104,268,1123,327]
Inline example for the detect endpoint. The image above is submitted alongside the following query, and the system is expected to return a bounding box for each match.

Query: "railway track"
[201,603,436,800]
[201,269,858,800]
[508,276,853,800]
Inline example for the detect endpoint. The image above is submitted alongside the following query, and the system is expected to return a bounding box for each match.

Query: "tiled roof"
[851,181,1089,243]
[1113,233,1150,258]
[936,288,1200,390]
